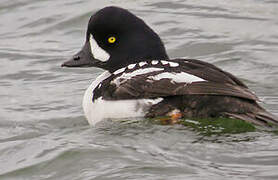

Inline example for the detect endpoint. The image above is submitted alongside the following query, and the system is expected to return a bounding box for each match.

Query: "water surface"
[0,0,278,179]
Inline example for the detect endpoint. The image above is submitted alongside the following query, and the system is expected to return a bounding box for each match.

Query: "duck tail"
[225,109,278,127]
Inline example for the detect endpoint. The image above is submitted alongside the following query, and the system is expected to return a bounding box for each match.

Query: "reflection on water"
[0,0,278,179]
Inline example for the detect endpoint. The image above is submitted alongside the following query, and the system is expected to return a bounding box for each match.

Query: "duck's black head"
[62,6,168,72]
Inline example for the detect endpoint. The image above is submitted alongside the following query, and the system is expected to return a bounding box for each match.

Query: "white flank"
[128,63,136,69]
[169,62,179,67]
[139,61,147,67]
[83,71,164,126]
[84,94,163,126]
[83,71,111,124]
[150,72,205,84]
[113,67,126,75]
[112,67,164,86]
[151,60,159,65]
[89,34,110,62]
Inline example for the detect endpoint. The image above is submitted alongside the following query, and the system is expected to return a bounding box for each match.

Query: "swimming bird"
[62,6,278,126]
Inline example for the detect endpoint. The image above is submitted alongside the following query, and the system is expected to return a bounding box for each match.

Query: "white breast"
[82,71,163,126]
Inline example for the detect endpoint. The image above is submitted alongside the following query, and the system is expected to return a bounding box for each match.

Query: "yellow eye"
[108,36,116,43]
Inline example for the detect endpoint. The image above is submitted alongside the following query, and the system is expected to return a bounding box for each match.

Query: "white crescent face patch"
[89,34,110,62]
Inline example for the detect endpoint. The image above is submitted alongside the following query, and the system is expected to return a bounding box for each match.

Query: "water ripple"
[0,0,278,179]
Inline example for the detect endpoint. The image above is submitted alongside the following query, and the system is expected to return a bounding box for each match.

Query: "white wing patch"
[149,72,205,84]
[89,34,110,62]
[112,67,164,86]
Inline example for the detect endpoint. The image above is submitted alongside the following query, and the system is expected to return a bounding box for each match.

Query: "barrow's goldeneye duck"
[62,6,278,126]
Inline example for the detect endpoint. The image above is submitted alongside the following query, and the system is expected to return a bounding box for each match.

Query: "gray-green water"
[1,0,278,179]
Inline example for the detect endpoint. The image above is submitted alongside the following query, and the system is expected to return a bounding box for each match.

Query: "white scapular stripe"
[113,67,126,75]
[151,60,159,65]
[150,72,206,83]
[169,62,179,67]
[139,61,147,67]
[112,67,164,86]
[89,34,110,62]
[128,64,136,69]
[161,60,169,65]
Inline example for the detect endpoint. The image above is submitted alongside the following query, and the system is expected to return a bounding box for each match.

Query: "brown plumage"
[94,58,278,127]
[146,95,276,126]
